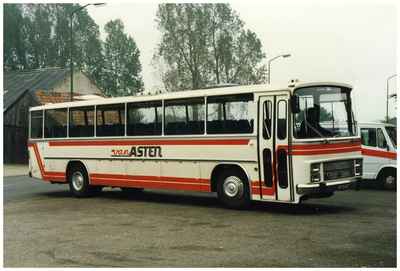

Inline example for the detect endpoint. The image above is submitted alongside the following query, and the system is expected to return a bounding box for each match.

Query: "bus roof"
[29,81,353,111]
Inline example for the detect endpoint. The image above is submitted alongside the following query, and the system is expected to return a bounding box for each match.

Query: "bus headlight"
[311,173,321,182]
[311,163,320,173]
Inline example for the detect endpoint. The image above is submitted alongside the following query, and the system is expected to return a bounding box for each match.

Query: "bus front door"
[258,95,292,202]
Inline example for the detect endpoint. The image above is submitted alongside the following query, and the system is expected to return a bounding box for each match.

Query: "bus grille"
[323,160,355,181]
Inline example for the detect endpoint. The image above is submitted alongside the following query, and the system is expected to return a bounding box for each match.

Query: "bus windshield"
[293,86,354,139]
[385,126,397,149]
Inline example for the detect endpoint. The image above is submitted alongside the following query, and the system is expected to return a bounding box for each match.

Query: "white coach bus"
[28,82,363,209]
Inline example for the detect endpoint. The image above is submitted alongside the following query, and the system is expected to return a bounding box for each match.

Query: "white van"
[358,122,397,190]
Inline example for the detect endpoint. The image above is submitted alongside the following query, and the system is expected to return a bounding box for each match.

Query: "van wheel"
[217,169,250,209]
[68,164,102,197]
[380,169,396,190]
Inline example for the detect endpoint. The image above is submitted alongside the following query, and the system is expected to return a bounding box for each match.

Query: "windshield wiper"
[305,120,330,144]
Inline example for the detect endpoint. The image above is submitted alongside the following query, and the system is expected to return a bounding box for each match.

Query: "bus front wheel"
[217,169,250,209]
[68,164,102,198]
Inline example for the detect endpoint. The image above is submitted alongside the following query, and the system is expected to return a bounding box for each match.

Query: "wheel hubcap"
[223,176,244,199]
[385,175,395,187]
[72,172,84,191]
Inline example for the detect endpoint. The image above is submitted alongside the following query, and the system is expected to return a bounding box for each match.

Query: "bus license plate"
[338,184,350,190]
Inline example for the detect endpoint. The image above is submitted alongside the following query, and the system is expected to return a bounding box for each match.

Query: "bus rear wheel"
[68,164,102,198]
[217,169,250,209]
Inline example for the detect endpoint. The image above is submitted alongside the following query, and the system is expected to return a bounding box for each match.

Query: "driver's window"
[294,96,313,138]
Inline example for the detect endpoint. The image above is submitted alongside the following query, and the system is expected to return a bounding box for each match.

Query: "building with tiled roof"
[3,68,105,164]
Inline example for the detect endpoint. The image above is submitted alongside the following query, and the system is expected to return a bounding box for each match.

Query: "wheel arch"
[375,165,397,180]
[66,160,91,184]
[210,163,252,197]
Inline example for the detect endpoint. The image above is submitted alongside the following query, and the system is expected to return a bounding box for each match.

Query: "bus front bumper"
[296,178,362,195]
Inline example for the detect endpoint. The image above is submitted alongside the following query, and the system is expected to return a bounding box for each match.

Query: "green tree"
[152,3,267,92]
[4,4,103,81]
[101,19,144,97]
[3,4,26,71]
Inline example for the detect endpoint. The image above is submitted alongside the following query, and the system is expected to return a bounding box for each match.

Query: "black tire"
[217,169,250,209]
[380,169,396,190]
[120,187,144,196]
[68,164,102,198]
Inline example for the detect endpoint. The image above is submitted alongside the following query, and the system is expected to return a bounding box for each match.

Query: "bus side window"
[44,109,67,138]
[164,98,205,135]
[30,111,43,139]
[69,107,94,137]
[127,101,162,136]
[96,104,125,137]
[207,94,254,134]
[377,128,387,149]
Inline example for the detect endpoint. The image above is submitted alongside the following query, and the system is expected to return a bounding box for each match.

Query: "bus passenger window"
[164,98,205,135]
[69,107,94,137]
[277,101,287,140]
[30,111,43,139]
[207,94,254,134]
[127,101,162,136]
[45,109,67,138]
[97,104,125,137]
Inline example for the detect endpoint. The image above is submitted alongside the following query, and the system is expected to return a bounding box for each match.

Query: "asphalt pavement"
[3,175,397,267]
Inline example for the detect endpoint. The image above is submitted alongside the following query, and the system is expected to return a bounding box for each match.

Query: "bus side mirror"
[291,94,300,114]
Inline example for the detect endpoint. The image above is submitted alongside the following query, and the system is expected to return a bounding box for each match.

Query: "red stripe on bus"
[90,173,211,192]
[28,143,67,182]
[49,139,251,147]
[362,148,397,160]
[276,143,361,156]
[292,141,361,150]
[91,173,207,184]
[293,147,361,156]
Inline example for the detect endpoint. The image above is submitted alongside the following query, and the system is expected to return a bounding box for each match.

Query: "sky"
[86,2,398,122]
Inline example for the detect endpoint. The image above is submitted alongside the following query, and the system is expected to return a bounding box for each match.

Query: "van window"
[360,128,377,147]
[377,128,387,149]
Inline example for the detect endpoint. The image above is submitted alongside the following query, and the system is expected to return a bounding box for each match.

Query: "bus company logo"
[111,146,163,158]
